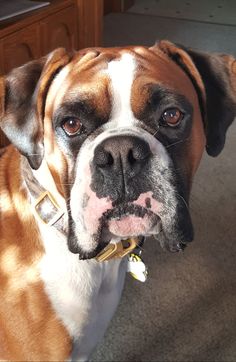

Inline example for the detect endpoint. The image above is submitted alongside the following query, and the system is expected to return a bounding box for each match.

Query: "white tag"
[127,254,148,282]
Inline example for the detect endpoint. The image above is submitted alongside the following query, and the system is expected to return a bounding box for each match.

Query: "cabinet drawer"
[40,5,78,55]
[2,24,40,74]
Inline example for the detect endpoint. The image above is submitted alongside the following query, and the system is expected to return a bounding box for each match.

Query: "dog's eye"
[160,108,184,127]
[62,118,83,136]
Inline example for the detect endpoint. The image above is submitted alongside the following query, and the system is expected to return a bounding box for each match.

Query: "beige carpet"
[128,0,236,26]
[91,9,236,362]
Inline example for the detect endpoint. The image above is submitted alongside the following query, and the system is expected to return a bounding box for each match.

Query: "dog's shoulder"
[0,145,21,215]
[0,145,23,190]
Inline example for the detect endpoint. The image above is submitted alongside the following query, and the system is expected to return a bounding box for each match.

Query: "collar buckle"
[34,191,64,226]
[96,238,138,262]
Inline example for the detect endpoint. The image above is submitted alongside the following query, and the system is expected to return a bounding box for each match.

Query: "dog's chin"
[73,207,162,260]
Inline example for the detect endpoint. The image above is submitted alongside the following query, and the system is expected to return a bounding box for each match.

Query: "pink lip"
[81,185,163,240]
[107,214,155,237]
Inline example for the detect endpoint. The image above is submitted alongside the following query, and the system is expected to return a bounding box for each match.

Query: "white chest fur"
[38,224,127,360]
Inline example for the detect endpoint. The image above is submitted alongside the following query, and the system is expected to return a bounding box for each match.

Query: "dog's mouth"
[102,204,161,239]
[70,188,193,259]
[78,204,162,260]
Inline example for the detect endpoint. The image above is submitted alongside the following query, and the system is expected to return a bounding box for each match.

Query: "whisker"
[166,137,190,149]
[174,191,189,211]
[135,243,145,253]
[55,182,74,186]
[152,128,160,137]
[25,153,42,156]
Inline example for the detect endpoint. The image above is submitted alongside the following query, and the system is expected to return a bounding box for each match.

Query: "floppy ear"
[157,40,236,157]
[0,48,70,169]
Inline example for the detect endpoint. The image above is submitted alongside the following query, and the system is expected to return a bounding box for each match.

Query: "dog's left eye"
[62,118,83,136]
[160,108,184,127]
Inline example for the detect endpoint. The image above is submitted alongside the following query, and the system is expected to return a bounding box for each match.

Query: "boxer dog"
[0,41,235,360]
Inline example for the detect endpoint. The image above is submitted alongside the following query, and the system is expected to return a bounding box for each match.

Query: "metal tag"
[127,253,148,282]
[96,238,138,262]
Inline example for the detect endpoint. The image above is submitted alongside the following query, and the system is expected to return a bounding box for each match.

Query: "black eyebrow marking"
[54,100,95,120]
[149,84,192,109]
[53,100,109,137]
[137,84,193,121]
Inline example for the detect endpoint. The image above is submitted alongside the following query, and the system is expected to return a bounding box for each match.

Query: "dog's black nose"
[93,135,151,177]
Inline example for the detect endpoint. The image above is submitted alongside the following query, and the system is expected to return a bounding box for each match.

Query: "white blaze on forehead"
[106,53,137,126]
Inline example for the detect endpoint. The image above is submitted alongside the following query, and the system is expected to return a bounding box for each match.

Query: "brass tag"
[96,238,138,262]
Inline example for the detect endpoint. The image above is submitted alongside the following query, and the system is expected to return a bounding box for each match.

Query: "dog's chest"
[38,225,127,358]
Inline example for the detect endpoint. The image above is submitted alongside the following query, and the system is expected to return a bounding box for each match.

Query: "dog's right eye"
[62,118,83,137]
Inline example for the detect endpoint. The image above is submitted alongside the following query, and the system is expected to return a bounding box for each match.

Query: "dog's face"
[1,41,235,259]
[46,47,205,257]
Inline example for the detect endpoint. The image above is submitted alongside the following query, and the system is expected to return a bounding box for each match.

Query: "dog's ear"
[0,48,70,169]
[157,40,236,157]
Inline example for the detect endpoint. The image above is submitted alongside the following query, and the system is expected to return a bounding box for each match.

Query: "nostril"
[94,136,151,171]
[132,143,151,162]
[107,153,114,166]
[95,148,114,168]
[128,149,136,165]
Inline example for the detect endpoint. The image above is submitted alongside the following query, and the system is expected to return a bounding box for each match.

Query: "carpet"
[128,0,236,26]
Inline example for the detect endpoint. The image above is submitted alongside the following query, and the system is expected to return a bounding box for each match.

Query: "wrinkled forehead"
[46,46,198,117]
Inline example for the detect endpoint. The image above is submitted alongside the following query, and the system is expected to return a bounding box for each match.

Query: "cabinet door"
[77,0,103,48]
[2,24,40,74]
[40,5,78,55]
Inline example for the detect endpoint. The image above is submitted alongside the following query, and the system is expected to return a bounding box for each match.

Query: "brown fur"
[0,147,71,360]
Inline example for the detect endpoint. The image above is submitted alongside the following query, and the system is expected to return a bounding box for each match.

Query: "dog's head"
[1,42,235,259]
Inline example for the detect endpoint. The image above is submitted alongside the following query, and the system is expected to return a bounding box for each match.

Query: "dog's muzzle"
[69,130,193,259]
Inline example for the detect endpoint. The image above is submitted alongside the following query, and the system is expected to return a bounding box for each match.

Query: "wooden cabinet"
[104,0,134,14]
[77,0,103,49]
[0,1,78,75]
[2,24,40,73]
[40,5,77,54]
[0,0,103,75]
